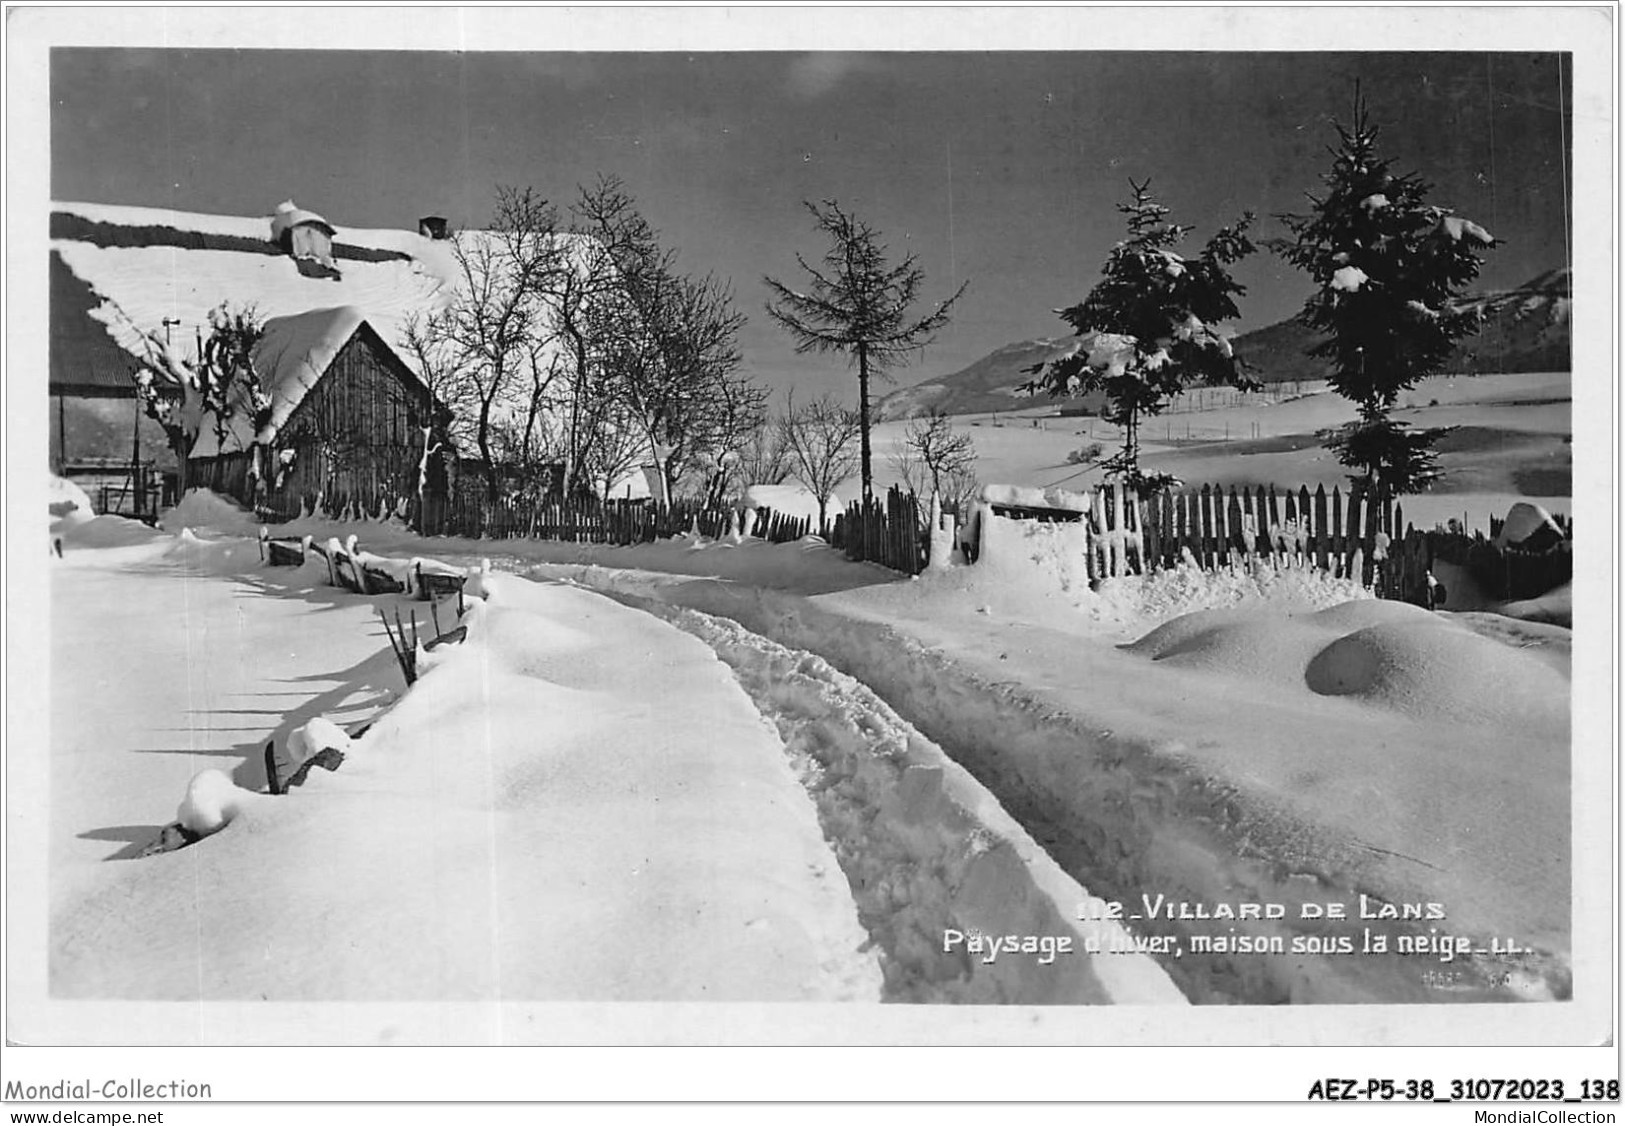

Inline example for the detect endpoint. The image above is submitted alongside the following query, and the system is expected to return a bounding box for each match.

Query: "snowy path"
[529,562,1570,1004]
[627,600,1182,1005]
[48,534,881,1003]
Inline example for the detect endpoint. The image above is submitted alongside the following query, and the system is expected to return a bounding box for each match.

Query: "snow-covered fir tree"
[1273,90,1497,497]
[1026,180,1256,494]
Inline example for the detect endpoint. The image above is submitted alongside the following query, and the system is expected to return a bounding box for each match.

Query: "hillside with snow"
[877,268,1572,422]
[1228,268,1572,384]
[874,336,1102,421]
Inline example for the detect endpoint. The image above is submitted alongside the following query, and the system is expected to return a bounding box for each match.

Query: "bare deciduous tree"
[890,408,976,507]
[573,176,762,504]
[777,392,861,533]
[729,416,793,496]
[406,186,565,500]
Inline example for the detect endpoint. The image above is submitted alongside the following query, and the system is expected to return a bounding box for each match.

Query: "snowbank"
[744,482,839,524]
[51,564,883,1003]
[1089,557,1372,631]
[1490,582,1573,628]
[159,488,260,536]
[53,514,167,550]
[48,476,94,522]
[1129,598,1569,732]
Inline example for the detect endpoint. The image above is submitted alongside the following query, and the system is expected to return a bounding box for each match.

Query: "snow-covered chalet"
[48,199,464,515]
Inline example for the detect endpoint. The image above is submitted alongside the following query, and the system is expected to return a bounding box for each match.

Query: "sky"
[51,46,1572,405]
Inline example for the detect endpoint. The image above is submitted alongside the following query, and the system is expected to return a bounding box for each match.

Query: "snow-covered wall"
[973,502,1094,595]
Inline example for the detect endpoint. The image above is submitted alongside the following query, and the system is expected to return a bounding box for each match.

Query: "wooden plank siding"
[189,321,435,519]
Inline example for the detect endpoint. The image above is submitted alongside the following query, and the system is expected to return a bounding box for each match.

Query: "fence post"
[1361,487,1380,587]
[1141,491,1158,572]
[1313,486,1330,572]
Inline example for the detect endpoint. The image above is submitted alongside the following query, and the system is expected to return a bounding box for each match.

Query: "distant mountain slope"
[881,269,1572,419]
[874,337,1103,421]
[1232,267,1572,383]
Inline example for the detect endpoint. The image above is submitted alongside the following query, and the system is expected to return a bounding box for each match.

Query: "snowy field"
[869,371,1572,533]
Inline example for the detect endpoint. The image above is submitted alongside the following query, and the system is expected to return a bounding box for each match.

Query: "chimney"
[418,216,450,240]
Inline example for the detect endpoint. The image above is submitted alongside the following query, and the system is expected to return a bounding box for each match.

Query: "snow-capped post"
[926,492,956,571]
[1024,180,1256,498]
[1271,85,1497,499]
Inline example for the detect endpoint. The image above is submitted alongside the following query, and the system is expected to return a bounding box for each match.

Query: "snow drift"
[158,488,261,536]
[1129,598,1570,732]
[52,567,884,1003]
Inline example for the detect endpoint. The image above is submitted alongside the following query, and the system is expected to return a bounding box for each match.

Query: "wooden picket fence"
[416,492,734,544]
[258,487,832,552]
[1141,483,1403,588]
[977,480,1572,606]
[979,482,1411,592]
[749,506,814,544]
[829,486,928,576]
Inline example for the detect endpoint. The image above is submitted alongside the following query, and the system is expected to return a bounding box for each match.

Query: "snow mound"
[176,769,263,837]
[49,475,95,522]
[1492,502,1566,550]
[285,717,355,774]
[55,514,166,549]
[1299,598,1437,631]
[1126,609,1339,686]
[1304,620,1569,729]
[1130,600,1568,732]
[1089,558,1373,630]
[159,489,260,536]
[1490,583,1573,628]
[743,483,837,524]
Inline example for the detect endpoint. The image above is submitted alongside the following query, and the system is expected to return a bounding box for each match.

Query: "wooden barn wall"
[273,332,429,506]
[190,331,433,514]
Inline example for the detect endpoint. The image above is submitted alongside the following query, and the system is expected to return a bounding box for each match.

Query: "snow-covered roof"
[51,200,599,393]
[189,306,417,458]
[51,200,459,393]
